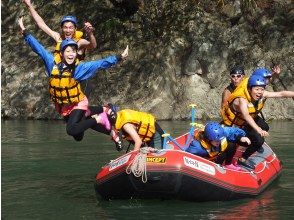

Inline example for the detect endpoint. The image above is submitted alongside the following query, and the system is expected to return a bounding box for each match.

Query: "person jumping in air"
[22,0,124,147]
[19,17,129,142]
[23,0,97,63]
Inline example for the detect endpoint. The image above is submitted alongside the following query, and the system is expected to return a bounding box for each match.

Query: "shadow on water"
[1,120,294,219]
[95,185,282,220]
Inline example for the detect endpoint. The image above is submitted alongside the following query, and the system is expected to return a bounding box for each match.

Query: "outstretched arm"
[23,0,60,41]
[19,16,54,76]
[223,126,245,142]
[264,90,294,98]
[74,45,129,80]
[223,126,251,145]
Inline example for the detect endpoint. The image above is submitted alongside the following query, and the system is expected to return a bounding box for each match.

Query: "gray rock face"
[1,0,293,120]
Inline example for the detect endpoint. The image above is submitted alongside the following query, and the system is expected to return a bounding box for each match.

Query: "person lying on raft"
[221,74,294,169]
[23,0,96,63]
[19,17,129,142]
[106,108,165,152]
[186,121,251,170]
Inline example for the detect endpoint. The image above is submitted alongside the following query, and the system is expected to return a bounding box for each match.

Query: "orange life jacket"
[194,131,228,158]
[49,62,85,105]
[115,109,156,142]
[221,83,266,127]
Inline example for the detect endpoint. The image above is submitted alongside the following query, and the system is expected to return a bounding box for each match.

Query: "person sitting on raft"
[221,74,294,169]
[186,122,251,170]
[19,17,129,142]
[221,66,280,108]
[235,67,282,122]
[237,67,281,89]
[221,66,246,108]
[252,67,280,85]
[106,108,165,152]
[23,0,96,63]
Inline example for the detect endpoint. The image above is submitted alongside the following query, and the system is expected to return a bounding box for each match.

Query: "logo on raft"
[183,156,216,175]
[109,154,131,171]
[146,157,166,163]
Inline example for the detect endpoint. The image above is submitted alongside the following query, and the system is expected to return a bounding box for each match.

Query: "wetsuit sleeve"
[73,55,119,81]
[24,34,54,77]
[223,126,246,142]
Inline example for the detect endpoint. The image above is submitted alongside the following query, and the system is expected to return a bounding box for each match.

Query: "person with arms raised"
[23,0,97,63]
[19,17,129,143]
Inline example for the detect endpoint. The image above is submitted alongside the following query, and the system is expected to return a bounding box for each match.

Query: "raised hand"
[18,16,26,35]
[121,45,129,60]
[271,65,281,76]
[84,22,94,35]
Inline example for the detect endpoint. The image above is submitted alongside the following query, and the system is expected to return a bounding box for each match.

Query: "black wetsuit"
[241,116,269,159]
[226,83,236,93]
[64,106,110,141]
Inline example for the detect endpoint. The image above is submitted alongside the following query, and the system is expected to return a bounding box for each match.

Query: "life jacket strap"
[141,123,150,142]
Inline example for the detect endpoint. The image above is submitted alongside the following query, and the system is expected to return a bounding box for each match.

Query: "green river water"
[1,120,294,219]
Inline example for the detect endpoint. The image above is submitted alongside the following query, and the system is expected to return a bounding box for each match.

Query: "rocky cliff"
[1,0,293,120]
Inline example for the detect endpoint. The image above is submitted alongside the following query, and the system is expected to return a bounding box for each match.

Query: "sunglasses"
[230,74,243,78]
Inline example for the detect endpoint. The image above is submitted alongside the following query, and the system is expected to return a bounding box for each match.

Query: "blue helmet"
[252,68,272,78]
[60,15,78,26]
[204,122,225,142]
[248,74,267,88]
[230,66,245,75]
[105,103,119,125]
[60,39,78,52]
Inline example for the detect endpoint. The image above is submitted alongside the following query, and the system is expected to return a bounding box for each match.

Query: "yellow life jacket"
[221,83,266,127]
[115,109,156,142]
[194,131,228,158]
[49,62,85,105]
[54,30,84,64]
[236,76,249,90]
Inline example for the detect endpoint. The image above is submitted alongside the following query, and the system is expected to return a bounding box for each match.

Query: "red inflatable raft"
[94,131,282,201]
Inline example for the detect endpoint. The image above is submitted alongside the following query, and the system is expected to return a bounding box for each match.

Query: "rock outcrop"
[1,0,293,120]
